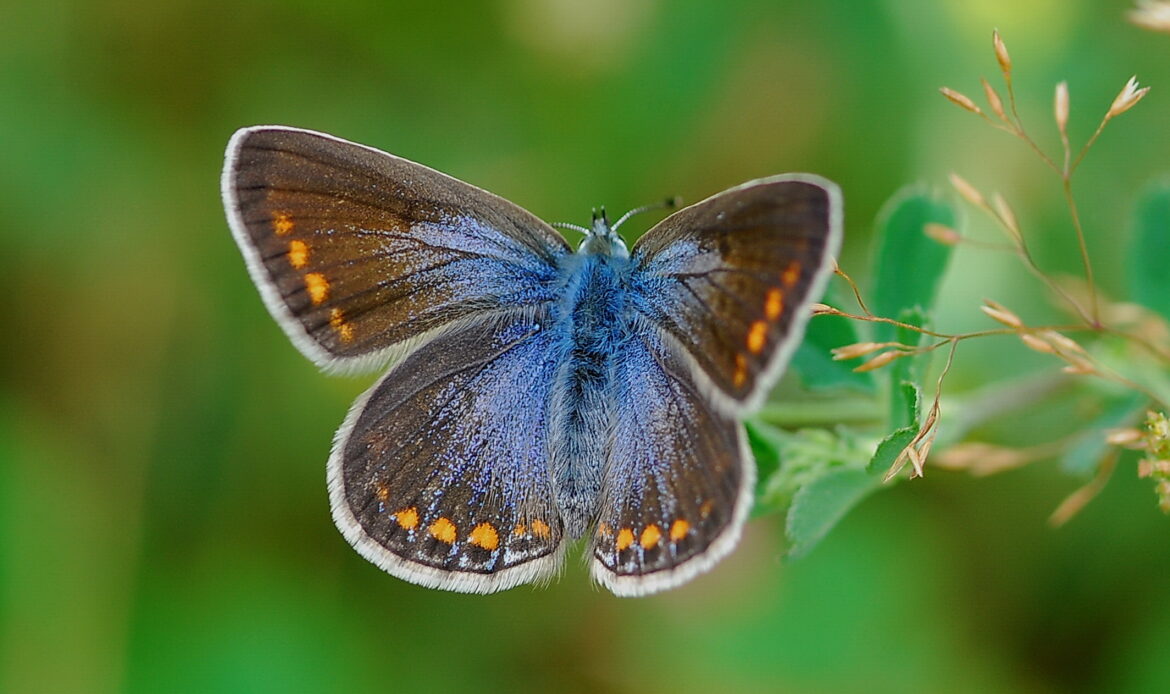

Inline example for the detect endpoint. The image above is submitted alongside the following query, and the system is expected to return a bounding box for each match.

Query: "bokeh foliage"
[3,1,1169,693]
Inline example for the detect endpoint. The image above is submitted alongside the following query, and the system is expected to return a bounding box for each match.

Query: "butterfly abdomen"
[547,253,633,538]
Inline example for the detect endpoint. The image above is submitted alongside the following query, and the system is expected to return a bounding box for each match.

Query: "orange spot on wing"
[616,528,634,551]
[329,308,354,342]
[428,517,457,544]
[273,212,294,235]
[747,320,768,354]
[640,524,661,550]
[512,523,527,536]
[699,500,714,518]
[374,483,390,503]
[670,519,690,541]
[287,239,309,269]
[530,519,551,539]
[596,522,613,538]
[765,288,784,320]
[395,507,419,530]
[468,523,499,551]
[782,260,801,287]
[733,353,748,388]
[304,273,329,304]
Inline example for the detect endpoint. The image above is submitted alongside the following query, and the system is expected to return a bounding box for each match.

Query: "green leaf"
[785,466,881,558]
[867,425,918,475]
[887,308,926,428]
[1129,178,1170,322]
[746,420,784,494]
[872,365,921,477]
[870,187,957,342]
[792,306,876,393]
[751,423,870,514]
[1088,331,1170,408]
[890,380,922,431]
[1060,392,1148,477]
[756,396,885,430]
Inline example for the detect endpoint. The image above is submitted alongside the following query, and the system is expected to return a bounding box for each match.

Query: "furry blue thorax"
[549,219,636,538]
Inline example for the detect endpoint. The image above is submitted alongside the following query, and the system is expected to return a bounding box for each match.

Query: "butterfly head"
[577,207,630,258]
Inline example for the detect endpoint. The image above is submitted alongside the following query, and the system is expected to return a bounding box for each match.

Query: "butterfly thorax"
[576,213,629,259]
[548,245,633,539]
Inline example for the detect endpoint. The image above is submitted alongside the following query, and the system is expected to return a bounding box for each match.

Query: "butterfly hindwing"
[590,324,751,596]
[223,126,569,372]
[329,309,566,593]
[628,175,842,411]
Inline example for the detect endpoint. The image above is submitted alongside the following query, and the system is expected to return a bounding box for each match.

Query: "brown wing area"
[590,326,749,596]
[329,311,565,592]
[223,127,569,369]
[628,176,840,407]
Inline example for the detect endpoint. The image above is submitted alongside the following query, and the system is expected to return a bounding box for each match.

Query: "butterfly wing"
[590,326,750,596]
[222,126,569,372]
[329,310,566,593]
[590,175,841,595]
[627,174,842,412]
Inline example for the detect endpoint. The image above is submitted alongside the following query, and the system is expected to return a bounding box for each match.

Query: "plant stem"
[1071,117,1109,174]
[1005,79,1062,173]
[1061,176,1100,326]
[1011,239,1096,325]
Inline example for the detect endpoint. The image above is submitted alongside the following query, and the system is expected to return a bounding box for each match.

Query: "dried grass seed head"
[831,342,889,361]
[1020,332,1057,354]
[981,299,1024,328]
[854,349,904,373]
[1054,81,1070,136]
[1107,76,1151,120]
[1129,1,1170,33]
[1105,427,1146,448]
[949,172,987,208]
[990,193,1022,240]
[1038,329,1088,356]
[981,77,1009,123]
[940,87,983,114]
[925,222,962,246]
[993,30,1012,76]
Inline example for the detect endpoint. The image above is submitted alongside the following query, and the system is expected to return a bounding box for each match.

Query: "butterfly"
[222,126,842,596]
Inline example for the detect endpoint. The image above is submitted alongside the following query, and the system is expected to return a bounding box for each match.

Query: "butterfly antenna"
[611,196,681,231]
[551,221,591,235]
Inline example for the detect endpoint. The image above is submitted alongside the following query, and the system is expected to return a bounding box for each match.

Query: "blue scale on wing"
[339,310,565,575]
[591,324,746,582]
[229,128,569,366]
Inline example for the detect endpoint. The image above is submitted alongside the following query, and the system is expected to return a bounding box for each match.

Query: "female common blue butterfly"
[222,126,842,596]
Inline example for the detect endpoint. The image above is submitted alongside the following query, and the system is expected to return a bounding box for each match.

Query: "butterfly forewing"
[329,310,566,593]
[629,175,842,411]
[223,126,570,371]
[590,324,750,596]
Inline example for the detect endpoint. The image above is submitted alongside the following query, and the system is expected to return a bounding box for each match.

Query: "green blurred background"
[3,0,1169,692]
